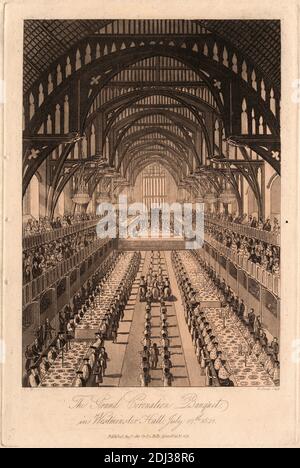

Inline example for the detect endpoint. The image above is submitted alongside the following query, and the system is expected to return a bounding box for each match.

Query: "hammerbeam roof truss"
[23,19,281,213]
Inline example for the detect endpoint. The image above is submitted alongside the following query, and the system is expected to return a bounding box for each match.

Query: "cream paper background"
[1,0,299,448]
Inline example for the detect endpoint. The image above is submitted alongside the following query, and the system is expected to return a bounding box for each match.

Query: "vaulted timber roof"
[198,20,281,88]
[23,20,112,92]
[22,18,282,218]
[23,19,280,93]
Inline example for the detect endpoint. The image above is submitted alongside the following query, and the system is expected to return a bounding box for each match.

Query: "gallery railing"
[205,234,280,297]
[204,216,280,247]
[22,237,111,308]
[22,219,100,250]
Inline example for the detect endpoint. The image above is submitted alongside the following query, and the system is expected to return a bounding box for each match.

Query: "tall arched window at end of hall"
[270,176,280,222]
[142,163,167,211]
[82,134,88,158]
[55,191,65,218]
[90,125,96,156]
[23,174,40,220]
[64,96,69,134]
[246,186,258,219]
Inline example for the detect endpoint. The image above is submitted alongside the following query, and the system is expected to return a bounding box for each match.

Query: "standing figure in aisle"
[140,368,151,387]
[146,288,152,303]
[162,369,174,387]
[150,343,159,369]
[93,359,103,386]
[82,358,92,384]
[139,276,147,302]
[74,371,85,388]
[152,281,159,302]
[99,347,108,377]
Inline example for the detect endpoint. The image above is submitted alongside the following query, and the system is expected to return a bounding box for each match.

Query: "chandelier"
[72,191,91,205]
[72,171,91,205]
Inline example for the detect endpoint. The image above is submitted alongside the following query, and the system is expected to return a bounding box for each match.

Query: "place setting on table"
[204,307,274,387]
[41,341,90,387]
[76,253,134,331]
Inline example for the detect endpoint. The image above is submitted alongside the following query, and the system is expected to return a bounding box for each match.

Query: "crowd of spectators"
[206,212,280,233]
[23,213,98,237]
[23,227,98,284]
[205,223,280,275]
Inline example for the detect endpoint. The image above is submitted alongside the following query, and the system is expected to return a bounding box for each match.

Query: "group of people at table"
[24,251,141,387]
[139,254,171,304]
[172,251,280,387]
[139,252,174,387]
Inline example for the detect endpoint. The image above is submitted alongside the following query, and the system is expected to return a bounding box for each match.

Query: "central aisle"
[118,251,204,387]
[119,251,151,386]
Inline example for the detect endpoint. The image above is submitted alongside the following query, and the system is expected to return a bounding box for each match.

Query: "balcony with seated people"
[22,234,114,309]
[23,227,98,284]
[204,220,280,297]
[23,214,101,250]
[205,212,280,247]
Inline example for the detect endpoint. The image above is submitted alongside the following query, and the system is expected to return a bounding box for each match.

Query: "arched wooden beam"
[117,126,194,168]
[111,117,199,167]
[267,172,279,189]
[109,107,198,137]
[80,47,225,131]
[122,141,189,177]
[25,25,279,136]
[82,48,279,135]
[130,154,183,187]
[121,133,189,166]
[24,38,279,161]
[26,46,223,136]
[98,87,213,155]
[128,150,186,181]
[24,87,213,195]
[123,141,190,173]
[106,108,200,166]
[24,39,281,212]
